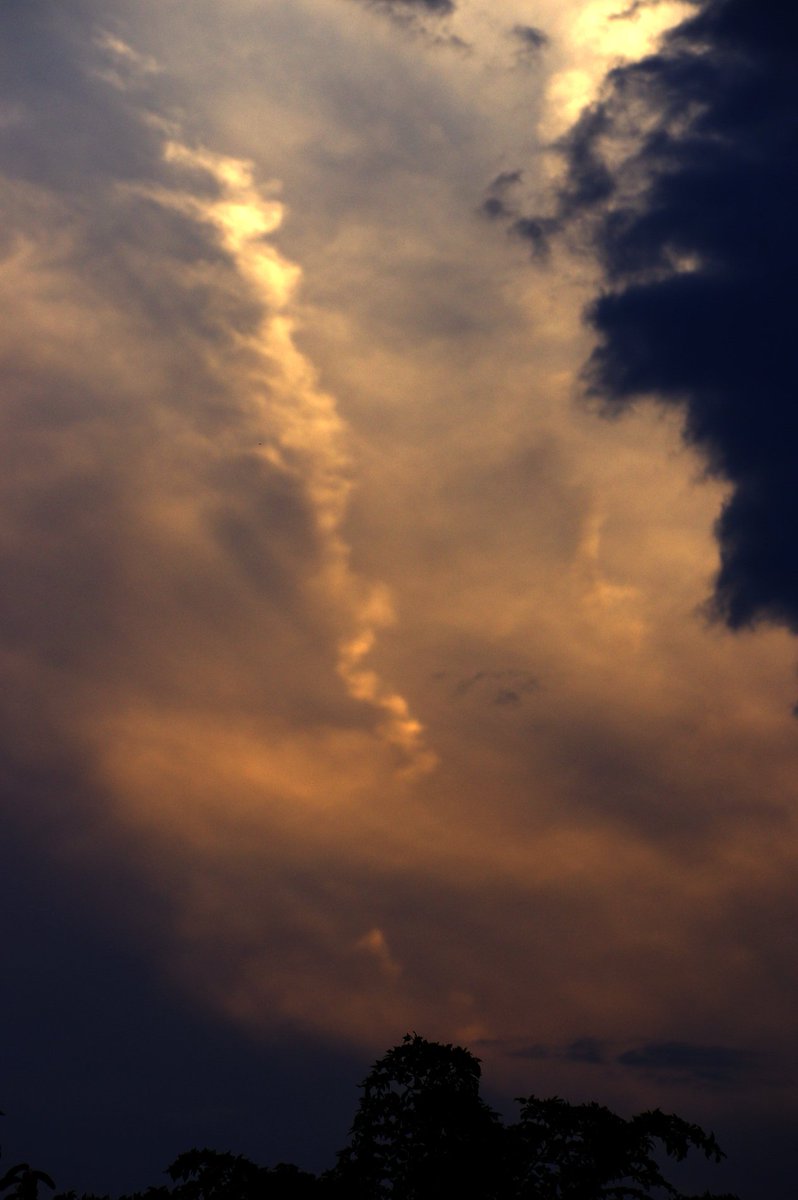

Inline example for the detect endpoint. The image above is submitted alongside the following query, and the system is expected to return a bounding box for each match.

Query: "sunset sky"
[2,2,797,1197]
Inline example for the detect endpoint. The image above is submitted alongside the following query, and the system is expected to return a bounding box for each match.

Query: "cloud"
[8,13,798,1187]
[608,0,678,19]
[0,3,440,1041]
[348,0,469,51]
[349,0,457,26]
[451,670,540,706]
[509,1036,607,1064]
[0,6,436,755]
[507,1035,761,1089]
[362,0,456,12]
[617,1041,757,1088]
[480,170,523,220]
[565,1036,605,1064]
[511,24,550,52]
[527,0,798,632]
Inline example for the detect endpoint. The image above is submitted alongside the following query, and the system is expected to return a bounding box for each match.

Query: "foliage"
[0,1165,55,1200]
[163,1150,317,1200]
[6,1035,741,1200]
[506,1096,735,1200]
[329,1033,504,1198]
[324,1035,739,1200]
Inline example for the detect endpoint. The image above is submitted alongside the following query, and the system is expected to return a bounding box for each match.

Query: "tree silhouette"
[325,1035,739,1200]
[328,1033,504,1198]
[4,1035,741,1200]
[0,1165,56,1200]
[506,1095,737,1199]
[164,1149,317,1200]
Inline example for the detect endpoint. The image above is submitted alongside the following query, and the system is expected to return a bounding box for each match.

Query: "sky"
[2,1,797,1196]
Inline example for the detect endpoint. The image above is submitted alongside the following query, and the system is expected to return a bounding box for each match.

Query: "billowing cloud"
[529,0,798,631]
[0,2,438,1035]
[5,4,798,1196]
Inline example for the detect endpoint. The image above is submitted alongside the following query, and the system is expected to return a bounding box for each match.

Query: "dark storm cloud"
[350,0,468,49]
[609,0,664,18]
[481,170,523,220]
[510,214,558,259]
[510,24,550,51]
[525,0,798,631]
[511,1036,604,1065]
[354,0,456,15]
[617,1041,756,1088]
[379,0,455,11]
[563,1037,605,1064]
[495,1036,760,1086]
[480,172,558,258]
[452,670,540,704]
[489,170,523,191]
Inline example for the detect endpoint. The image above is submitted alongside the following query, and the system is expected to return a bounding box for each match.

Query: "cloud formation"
[511,24,550,52]
[529,0,798,631]
[6,6,798,1195]
[350,0,456,23]
[381,0,455,9]
[0,2,438,1035]
[617,1041,757,1088]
